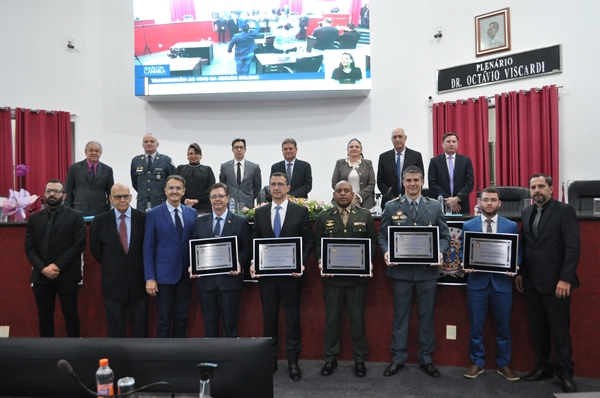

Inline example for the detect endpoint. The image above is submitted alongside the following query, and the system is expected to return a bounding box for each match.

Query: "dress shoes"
[463,364,484,379]
[497,365,520,381]
[321,360,338,376]
[383,362,404,377]
[289,363,302,381]
[355,362,367,377]
[561,378,577,393]
[420,363,441,378]
[524,367,554,381]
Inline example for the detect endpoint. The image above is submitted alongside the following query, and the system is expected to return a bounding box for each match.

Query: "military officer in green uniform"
[314,180,377,378]
[130,134,176,210]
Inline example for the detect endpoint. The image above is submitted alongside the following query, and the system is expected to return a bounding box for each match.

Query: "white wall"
[1,0,598,203]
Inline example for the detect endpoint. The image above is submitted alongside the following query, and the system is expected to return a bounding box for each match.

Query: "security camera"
[67,41,75,49]
[433,31,442,39]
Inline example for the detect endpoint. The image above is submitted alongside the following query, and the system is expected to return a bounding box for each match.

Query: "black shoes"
[524,367,554,381]
[561,378,577,393]
[321,359,338,376]
[289,363,301,381]
[420,363,441,378]
[355,362,367,377]
[383,362,404,376]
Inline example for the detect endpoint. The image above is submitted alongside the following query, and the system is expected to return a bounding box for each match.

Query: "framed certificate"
[321,238,371,276]
[388,226,440,264]
[253,237,303,276]
[189,236,238,276]
[463,232,518,274]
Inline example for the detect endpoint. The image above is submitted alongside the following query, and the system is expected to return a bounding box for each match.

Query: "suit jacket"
[64,160,114,216]
[314,205,377,287]
[331,158,376,209]
[377,148,424,209]
[520,198,580,294]
[194,211,251,291]
[130,153,176,210]
[219,159,262,209]
[25,205,86,284]
[312,26,339,50]
[90,207,146,302]
[427,153,474,214]
[270,159,312,198]
[143,203,196,285]
[377,195,450,281]
[337,30,360,49]
[460,215,521,292]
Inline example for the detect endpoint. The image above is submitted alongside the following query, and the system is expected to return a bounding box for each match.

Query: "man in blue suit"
[144,175,196,338]
[191,182,251,338]
[460,187,521,381]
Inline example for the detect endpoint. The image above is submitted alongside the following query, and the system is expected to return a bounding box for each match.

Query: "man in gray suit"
[219,138,262,209]
[64,141,114,216]
[378,165,450,378]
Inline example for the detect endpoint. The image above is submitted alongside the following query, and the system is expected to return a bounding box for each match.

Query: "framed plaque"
[189,236,238,276]
[253,237,303,276]
[388,226,440,264]
[463,232,518,274]
[321,238,371,276]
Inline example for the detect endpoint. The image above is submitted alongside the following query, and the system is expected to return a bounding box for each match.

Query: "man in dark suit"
[64,141,114,216]
[314,181,376,378]
[219,138,262,209]
[250,172,315,381]
[377,128,424,209]
[144,175,197,338]
[428,132,474,215]
[312,18,339,50]
[130,134,176,210]
[191,182,251,338]
[336,23,360,49]
[460,187,521,381]
[270,138,312,198]
[90,183,147,337]
[378,166,450,378]
[515,174,580,393]
[24,179,86,337]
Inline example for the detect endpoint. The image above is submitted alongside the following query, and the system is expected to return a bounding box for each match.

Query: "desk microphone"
[58,359,175,398]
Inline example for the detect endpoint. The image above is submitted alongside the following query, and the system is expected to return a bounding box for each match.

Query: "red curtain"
[495,85,559,198]
[432,97,490,209]
[15,109,72,201]
[290,0,303,14]
[349,0,362,26]
[0,108,13,195]
[169,0,196,22]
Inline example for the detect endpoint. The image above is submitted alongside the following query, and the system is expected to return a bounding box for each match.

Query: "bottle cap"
[99,358,109,367]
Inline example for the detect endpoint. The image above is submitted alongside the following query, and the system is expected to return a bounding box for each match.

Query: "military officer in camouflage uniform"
[130,134,176,210]
[314,181,377,378]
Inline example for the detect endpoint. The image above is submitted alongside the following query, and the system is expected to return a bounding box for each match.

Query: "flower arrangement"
[241,197,333,221]
[1,164,38,221]
[15,164,30,177]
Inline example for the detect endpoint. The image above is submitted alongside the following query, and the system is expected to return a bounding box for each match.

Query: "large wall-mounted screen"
[134,1,371,100]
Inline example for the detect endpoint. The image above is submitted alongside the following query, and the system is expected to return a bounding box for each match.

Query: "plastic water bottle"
[437,193,444,213]
[229,197,236,214]
[96,358,114,396]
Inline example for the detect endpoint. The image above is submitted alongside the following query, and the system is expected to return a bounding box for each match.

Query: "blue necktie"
[174,208,183,239]
[448,156,455,196]
[396,152,402,195]
[273,206,282,238]
[214,216,222,237]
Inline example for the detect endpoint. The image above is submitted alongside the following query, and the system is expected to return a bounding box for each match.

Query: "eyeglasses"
[166,186,183,191]
[209,194,227,200]
[111,195,132,201]
[45,189,63,194]
[480,198,499,203]
[233,146,245,150]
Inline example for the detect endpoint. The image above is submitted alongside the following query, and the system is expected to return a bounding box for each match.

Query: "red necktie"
[119,214,128,253]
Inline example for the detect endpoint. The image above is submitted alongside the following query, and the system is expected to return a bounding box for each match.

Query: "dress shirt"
[445,154,455,175]
[86,159,97,175]
[271,199,288,231]
[113,206,132,245]
[166,202,185,228]
[480,214,498,234]
[233,159,245,182]
[285,158,297,179]
[213,210,228,234]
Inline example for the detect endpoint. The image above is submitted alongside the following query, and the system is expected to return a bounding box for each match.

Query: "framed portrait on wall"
[475,7,511,57]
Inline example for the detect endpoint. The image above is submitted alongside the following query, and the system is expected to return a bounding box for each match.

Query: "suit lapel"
[107,212,126,254]
[161,204,178,238]
[221,212,235,236]
[536,200,554,239]
[51,206,68,232]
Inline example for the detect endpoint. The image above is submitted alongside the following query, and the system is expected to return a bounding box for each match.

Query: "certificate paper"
[321,238,371,276]
[253,237,303,276]
[388,226,440,264]
[189,236,238,276]
[463,232,518,274]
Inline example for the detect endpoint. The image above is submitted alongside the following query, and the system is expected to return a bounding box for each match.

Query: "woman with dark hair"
[331,138,376,208]
[175,143,215,213]
[331,53,363,82]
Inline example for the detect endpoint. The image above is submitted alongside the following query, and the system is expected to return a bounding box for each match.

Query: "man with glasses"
[90,183,148,337]
[189,183,251,338]
[460,187,521,381]
[250,172,315,380]
[219,138,262,209]
[25,179,86,337]
[143,175,196,338]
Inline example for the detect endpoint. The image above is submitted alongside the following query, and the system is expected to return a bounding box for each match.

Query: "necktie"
[340,208,349,227]
[532,206,542,239]
[147,155,153,169]
[485,218,493,233]
[119,214,128,253]
[410,201,417,218]
[42,209,56,258]
[174,208,183,239]
[396,152,402,195]
[286,162,293,182]
[236,162,242,186]
[214,216,222,237]
[89,165,95,181]
[273,205,282,238]
[448,156,454,196]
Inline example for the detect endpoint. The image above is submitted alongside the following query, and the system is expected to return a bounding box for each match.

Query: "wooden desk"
[254,53,296,73]
[170,41,213,64]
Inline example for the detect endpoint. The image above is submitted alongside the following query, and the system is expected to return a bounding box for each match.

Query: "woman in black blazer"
[331,138,376,209]
[175,143,215,214]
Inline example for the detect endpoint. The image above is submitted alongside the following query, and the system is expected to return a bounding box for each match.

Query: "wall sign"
[437,44,562,93]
